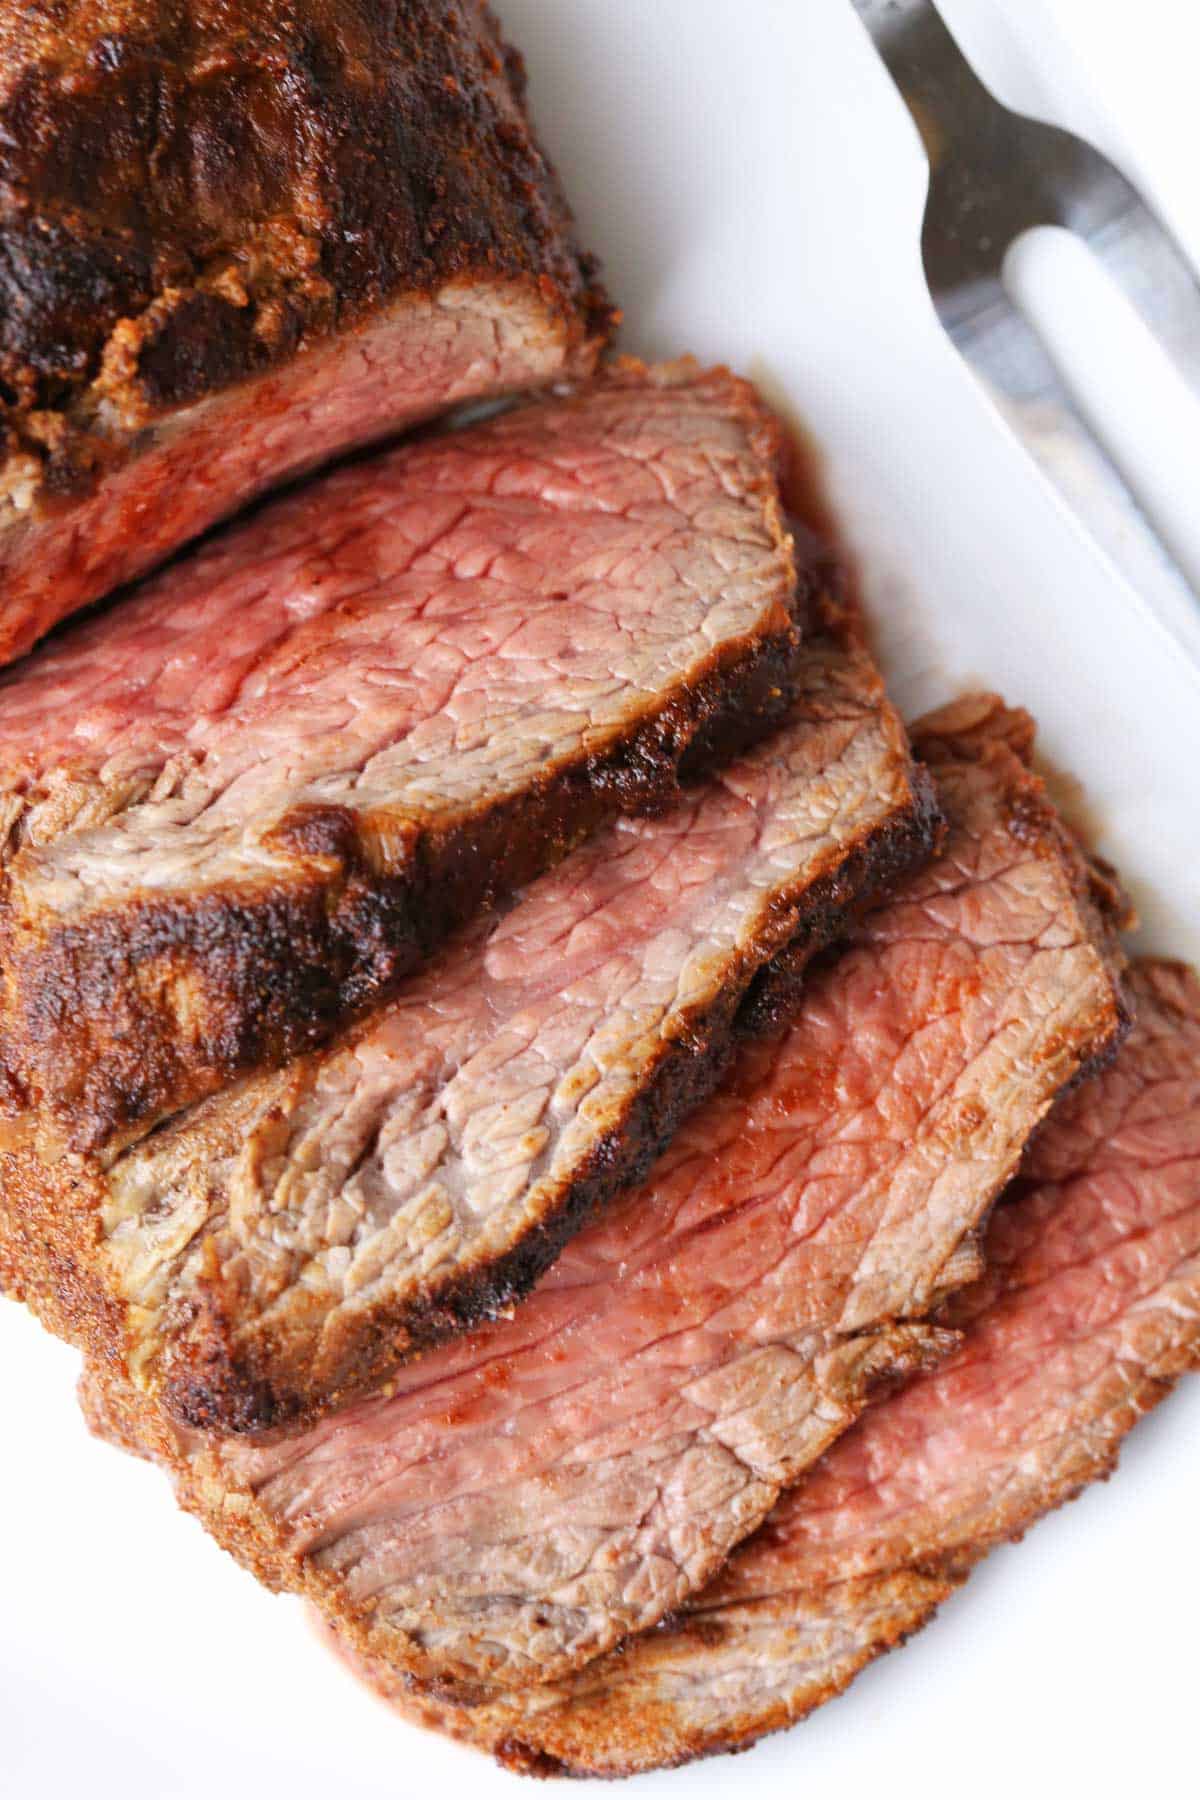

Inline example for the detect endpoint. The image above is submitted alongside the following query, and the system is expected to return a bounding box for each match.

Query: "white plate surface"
[4,4,1199,1796]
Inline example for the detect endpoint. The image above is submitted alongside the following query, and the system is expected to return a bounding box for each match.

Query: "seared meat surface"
[0,364,805,1157]
[0,0,608,665]
[1,607,936,1433]
[72,698,1126,1694]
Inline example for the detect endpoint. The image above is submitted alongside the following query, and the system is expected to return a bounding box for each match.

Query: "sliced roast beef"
[72,697,1126,1692]
[0,362,810,1158]
[397,959,1200,1775]
[0,0,609,667]
[1,611,938,1433]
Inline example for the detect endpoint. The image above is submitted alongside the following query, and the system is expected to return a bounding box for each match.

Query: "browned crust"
[0,361,801,1160]
[0,605,943,1435]
[0,0,611,510]
[0,1148,121,1385]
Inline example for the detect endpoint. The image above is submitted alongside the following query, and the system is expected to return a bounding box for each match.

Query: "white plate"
[4,4,1199,1796]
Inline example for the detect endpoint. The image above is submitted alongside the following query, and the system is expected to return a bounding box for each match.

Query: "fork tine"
[953,278,1200,667]
[852,0,1200,648]
[1087,205,1200,399]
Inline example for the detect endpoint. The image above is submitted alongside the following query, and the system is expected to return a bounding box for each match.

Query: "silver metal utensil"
[851,0,1200,659]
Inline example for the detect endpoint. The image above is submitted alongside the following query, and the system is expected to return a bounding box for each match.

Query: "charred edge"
[0,0,611,499]
[4,607,808,1161]
[494,1739,574,1780]
[739,763,944,1037]
[158,768,940,1436]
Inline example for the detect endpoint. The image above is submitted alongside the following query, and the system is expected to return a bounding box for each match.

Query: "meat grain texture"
[74,699,1127,1697]
[0,0,609,664]
[0,363,809,1158]
[1,611,937,1433]
[370,958,1200,1775]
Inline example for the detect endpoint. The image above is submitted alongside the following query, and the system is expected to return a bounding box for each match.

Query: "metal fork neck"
[853,0,959,49]
[852,0,994,144]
